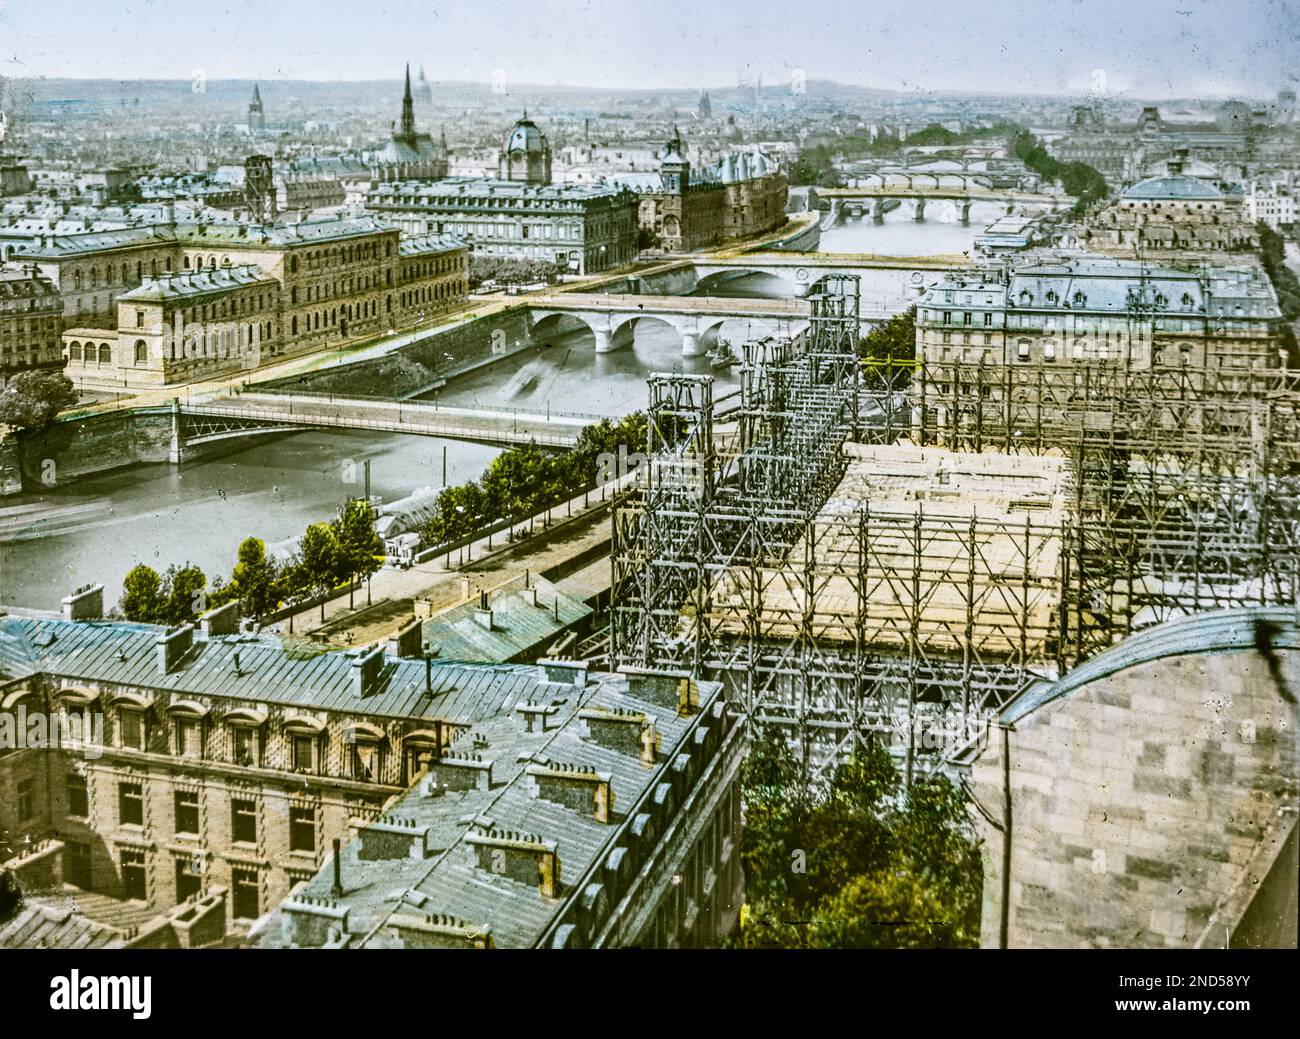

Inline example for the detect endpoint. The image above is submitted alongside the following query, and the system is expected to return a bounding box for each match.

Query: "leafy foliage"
[0,370,77,430]
[1257,222,1300,364]
[118,561,208,625]
[732,735,983,949]
[1008,126,1108,214]
[468,256,560,290]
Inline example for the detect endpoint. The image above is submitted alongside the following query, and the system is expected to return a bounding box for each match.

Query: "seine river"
[0,226,969,612]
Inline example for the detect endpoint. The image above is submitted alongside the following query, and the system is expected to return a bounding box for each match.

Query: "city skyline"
[1,0,1296,99]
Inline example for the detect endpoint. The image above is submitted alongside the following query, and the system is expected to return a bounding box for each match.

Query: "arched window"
[69,342,82,361]
[99,344,112,364]
[134,340,147,364]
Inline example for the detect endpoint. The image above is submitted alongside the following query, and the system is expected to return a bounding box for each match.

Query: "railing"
[181,400,584,448]
[232,388,605,423]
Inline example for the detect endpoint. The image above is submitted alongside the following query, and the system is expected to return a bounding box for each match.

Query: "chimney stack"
[155,625,195,674]
[351,645,385,698]
[61,583,104,622]
[473,590,493,631]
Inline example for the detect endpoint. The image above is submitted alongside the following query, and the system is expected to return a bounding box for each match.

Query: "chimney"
[61,583,104,622]
[155,625,195,674]
[199,599,241,637]
[579,706,659,765]
[350,644,385,698]
[465,829,560,898]
[385,617,423,658]
[537,658,587,690]
[473,590,493,631]
[458,575,473,601]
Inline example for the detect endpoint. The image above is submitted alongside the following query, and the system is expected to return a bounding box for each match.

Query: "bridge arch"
[610,313,684,353]
[694,267,800,299]
[528,311,597,349]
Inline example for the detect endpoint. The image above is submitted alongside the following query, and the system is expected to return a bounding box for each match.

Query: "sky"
[0,0,1296,98]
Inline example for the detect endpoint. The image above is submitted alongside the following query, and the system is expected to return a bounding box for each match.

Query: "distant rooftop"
[1121,173,1224,201]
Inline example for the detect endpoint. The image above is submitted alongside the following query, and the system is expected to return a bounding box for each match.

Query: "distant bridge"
[681,254,964,307]
[816,185,1066,226]
[526,292,812,356]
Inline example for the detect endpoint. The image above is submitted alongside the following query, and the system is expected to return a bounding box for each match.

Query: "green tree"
[732,732,983,949]
[159,563,207,626]
[298,522,345,622]
[226,536,279,620]
[120,563,163,622]
[333,498,382,608]
[0,370,77,430]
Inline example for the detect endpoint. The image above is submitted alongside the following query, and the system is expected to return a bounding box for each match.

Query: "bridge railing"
[181,401,584,448]
[227,389,606,423]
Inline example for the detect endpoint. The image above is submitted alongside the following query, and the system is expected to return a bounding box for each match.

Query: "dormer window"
[1073,291,1087,306]
[1045,290,1058,304]
[1019,290,1032,304]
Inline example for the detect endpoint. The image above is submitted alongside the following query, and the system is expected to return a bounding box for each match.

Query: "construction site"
[606,274,1300,782]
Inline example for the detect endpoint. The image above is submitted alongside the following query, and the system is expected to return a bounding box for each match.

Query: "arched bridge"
[526,292,811,356]
[817,185,1066,227]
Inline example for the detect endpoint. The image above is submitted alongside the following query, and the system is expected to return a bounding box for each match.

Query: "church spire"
[400,63,416,138]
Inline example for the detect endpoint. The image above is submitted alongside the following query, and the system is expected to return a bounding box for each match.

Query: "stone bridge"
[817,185,1065,226]
[525,292,811,356]
[682,254,964,306]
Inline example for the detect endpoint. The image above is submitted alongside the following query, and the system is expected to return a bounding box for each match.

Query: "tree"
[333,498,382,608]
[298,522,345,622]
[0,370,77,430]
[159,563,207,626]
[731,733,983,949]
[226,537,279,620]
[120,563,163,622]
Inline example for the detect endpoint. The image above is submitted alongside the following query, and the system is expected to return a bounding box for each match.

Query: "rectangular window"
[175,856,202,902]
[231,867,260,920]
[65,771,89,818]
[121,849,147,900]
[17,776,35,821]
[291,734,315,773]
[231,799,257,844]
[289,807,316,854]
[119,782,144,827]
[174,789,199,835]
[983,313,992,327]
[66,841,92,889]
[119,708,145,750]
[232,726,259,767]
[351,743,378,783]
[1017,341,1031,361]
[176,717,202,758]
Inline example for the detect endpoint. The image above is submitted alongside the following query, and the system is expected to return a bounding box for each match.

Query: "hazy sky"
[0,0,1296,98]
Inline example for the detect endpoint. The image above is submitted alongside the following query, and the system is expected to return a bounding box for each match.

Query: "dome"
[1121,174,1223,201]
[505,116,546,154]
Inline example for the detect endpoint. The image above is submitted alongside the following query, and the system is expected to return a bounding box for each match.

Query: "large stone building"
[610,129,788,252]
[0,593,743,948]
[1079,160,1259,258]
[366,177,638,276]
[915,256,1285,382]
[20,215,468,390]
[970,607,1298,948]
[0,265,63,381]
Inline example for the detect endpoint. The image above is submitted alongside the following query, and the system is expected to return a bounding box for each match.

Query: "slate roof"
[0,615,569,725]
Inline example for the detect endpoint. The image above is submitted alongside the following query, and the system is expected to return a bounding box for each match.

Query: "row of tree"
[419,413,648,547]
[1007,126,1109,213]
[118,498,383,627]
[467,256,562,290]
[730,735,983,948]
[1257,223,1300,364]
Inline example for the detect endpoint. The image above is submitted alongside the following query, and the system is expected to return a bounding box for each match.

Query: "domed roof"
[505,115,547,154]
[1121,173,1223,201]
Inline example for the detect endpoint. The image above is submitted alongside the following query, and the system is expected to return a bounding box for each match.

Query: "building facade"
[915,256,1285,386]
[367,66,449,184]
[0,265,64,381]
[366,177,638,275]
[0,595,744,947]
[22,216,468,390]
[1079,163,1259,258]
[612,130,788,253]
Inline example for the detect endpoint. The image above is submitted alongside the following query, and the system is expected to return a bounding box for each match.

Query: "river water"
[0,226,968,612]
